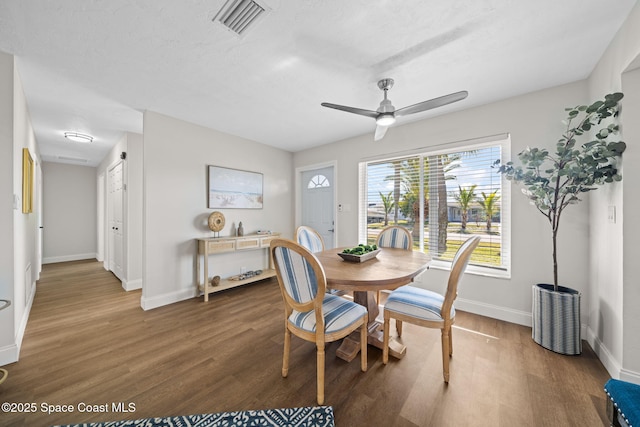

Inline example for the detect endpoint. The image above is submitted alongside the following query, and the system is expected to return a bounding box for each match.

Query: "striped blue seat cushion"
[378,228,410,249]
[297,229,324,253]
[289,294,367,333]
[384,285,454,322]
[274,246,318,304]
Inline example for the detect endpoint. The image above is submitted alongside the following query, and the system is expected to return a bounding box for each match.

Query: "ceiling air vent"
[213,0,269,36]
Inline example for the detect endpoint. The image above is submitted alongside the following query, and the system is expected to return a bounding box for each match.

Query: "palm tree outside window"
[359,135,511,276]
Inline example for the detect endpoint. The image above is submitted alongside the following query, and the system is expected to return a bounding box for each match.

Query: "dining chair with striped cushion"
[270,238,368,405]
[376,225,413,250]
[382,235,481,383]
[296,225,325,253]
[375,225,413,303]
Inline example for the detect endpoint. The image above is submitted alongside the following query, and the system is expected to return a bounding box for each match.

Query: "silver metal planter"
[532,284,582,355]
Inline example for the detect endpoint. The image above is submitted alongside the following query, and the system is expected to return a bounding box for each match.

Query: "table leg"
[335,291,406,362]
[203,246,209,302]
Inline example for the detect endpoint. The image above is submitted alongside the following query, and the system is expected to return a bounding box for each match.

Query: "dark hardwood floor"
[0,260,611,426]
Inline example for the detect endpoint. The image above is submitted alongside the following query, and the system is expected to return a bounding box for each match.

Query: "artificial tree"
[496,92,626,291]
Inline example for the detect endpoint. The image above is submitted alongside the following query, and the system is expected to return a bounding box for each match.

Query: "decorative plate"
[208,211,225,232]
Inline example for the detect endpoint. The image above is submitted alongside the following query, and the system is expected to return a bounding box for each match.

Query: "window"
[359,134,511,277]
[307,174,330,189]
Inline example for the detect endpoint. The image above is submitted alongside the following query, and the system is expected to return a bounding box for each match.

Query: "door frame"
[105,159,125,279]
[295,160,338,247]
[97,172,105,263]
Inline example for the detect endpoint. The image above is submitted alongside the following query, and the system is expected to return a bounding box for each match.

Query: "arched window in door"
[307,174,330,189]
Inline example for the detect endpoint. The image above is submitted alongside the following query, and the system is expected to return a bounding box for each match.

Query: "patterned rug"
[53,406,335,427]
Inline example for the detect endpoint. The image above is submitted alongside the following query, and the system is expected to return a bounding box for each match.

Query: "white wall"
[12,58,40,356]
[621,67,640,380]
[294,81,590,328]
[97,132,144,290]
[0,51,41,366]
[127,133,143,289]
[0,51,16,365]
[41,162,97,263]
[587,1,640,382]
[141,111,293,310]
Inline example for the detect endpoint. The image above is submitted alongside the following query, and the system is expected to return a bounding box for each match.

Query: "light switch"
[608,206,616,224]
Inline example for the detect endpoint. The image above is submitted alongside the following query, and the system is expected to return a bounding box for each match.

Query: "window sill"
[428,259,511,280]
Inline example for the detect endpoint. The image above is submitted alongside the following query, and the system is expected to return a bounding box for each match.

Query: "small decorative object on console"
[229,270,263,281]
[207,211,225,237]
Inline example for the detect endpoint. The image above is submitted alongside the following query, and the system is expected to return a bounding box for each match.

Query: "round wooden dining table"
[314,247,430,362]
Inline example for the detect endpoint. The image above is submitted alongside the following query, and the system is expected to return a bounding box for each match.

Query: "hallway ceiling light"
[64,132,93,143]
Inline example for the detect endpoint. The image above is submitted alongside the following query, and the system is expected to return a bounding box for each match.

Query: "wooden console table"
[196,233,280,302]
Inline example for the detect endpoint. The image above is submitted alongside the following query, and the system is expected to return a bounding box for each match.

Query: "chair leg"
[396,319,403,337]
[317,343,325,405]
[449,325,453,357]
[383,313,390,364]
[282,328,290,377]
[360,316,368,372]
[441,327,450,383]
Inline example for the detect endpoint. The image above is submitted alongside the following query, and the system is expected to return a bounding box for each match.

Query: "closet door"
[108,162,125,281]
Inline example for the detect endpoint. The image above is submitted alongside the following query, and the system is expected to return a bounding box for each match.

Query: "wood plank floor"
[0,260,611,426]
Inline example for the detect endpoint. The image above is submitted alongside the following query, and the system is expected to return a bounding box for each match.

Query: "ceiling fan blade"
[321,103,379,119]
[374,125,389,141]
[395,90,468,117]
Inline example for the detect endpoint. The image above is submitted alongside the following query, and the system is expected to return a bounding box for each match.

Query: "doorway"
[299,164,336,249]
[107,161,125,281]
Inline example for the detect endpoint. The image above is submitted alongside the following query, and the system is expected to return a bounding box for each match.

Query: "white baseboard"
[585,326,640,383]
[122,278,142,291]
[586,326,621,378]
[43,253,97,264]
[0,278,36,366]
[140,287,196,311]
[16,279,36,356]
[455,297,532,327]
[620,368,640,384]
[0,343,18,366]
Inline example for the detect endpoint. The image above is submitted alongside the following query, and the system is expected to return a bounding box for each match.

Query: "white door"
[108,162,125,281]
[301,166,335,249]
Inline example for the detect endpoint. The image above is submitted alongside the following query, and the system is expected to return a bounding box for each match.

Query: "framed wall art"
[22,148,34,214]
[208,165,263,209]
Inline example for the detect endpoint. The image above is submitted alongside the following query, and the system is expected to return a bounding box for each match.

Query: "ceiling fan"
[321,78,468,141]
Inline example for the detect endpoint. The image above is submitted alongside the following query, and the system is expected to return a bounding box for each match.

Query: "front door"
[301,166,335,249]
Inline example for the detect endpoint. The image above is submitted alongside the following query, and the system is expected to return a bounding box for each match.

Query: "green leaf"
[606,92,624,102]
[586,100,604,113]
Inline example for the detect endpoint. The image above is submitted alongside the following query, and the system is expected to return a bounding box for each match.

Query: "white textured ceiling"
[0,0,637,166]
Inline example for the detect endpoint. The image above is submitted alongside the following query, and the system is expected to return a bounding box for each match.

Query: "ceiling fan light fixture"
[64,132,94,143]
[321,78,467,141]
[376,114,395,127]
